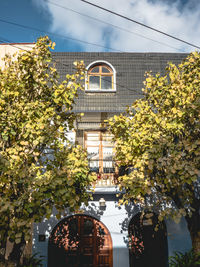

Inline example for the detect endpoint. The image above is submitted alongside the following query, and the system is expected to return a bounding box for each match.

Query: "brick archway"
[48,215,113,267]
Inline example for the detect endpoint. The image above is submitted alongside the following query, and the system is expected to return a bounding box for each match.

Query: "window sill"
[85,89,116,93]
[88,186,120,194]
[87,186,125,195]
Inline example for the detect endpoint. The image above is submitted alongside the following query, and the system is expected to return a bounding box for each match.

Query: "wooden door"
[48,215,113,267]
[129,213,168,267]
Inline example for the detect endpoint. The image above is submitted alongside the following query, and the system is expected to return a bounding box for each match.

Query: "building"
[31,52,191,266]
[0,42,34,69]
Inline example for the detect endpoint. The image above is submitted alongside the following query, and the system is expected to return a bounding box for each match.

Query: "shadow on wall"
[119,202,141,246]
[82,202,104,220]
[33,213,59,266]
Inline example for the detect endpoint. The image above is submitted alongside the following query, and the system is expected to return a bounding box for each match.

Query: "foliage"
[169,249,200,267]
[0,253,43,267]
[0,36,95,262]
[109,52,200,251]
[0,262,15,267]
[18,253,43,267]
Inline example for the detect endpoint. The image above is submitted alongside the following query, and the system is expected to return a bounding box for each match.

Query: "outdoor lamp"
[99,198,106,208]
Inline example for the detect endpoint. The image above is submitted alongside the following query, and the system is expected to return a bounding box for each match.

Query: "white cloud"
[33,0,200,52]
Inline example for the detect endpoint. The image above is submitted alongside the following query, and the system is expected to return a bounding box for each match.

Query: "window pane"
[90,66,99,73]
[68,218,78,238]
[87,147,99,172]
[87,147,99,159]
[102,133,113,139]
[89,161,99,173]
[102,66,111,73]
[87,133,100,141]
[101,76,112,89]
[102,133,113,141]
[89,76,100,89]
[103,147,113,160]
[86,140,100,146]
[83,219,94,235]
[102,141,113,146]
[102,133,114,146]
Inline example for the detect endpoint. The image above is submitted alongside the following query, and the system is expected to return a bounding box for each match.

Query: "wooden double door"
[48,215,113,267]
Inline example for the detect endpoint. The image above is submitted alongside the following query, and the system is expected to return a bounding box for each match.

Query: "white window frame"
[85,60,116,92]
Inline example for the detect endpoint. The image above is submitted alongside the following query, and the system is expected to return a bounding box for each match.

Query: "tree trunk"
[191,232,200,254]
[185,208,200,255]
[0,230,8,262]
[0,243,6,262]
[8,239,26,266]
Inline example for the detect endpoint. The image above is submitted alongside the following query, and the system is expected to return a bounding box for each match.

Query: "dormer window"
[86,61,116,92]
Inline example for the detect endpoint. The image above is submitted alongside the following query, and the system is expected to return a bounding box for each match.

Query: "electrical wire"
[45,0,184,52]
[0,35,187,96]
[0,36,140,93]
[80,0,200,50]
[0,18,122,52]
[0,38,34,52]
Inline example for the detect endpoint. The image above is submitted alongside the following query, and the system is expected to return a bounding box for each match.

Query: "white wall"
[33,197,130,267]
[0,43,34,69]
[33,196,192,267]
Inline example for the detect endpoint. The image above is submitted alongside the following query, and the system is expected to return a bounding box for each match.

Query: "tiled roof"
[52,52,188,112]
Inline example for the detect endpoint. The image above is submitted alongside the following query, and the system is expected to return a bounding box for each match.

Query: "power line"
[0,18,122,52]
[0,36,71,68]
[80,0,200,50]
[0,36,139,94]
[0,38,33,53]
[45,0,184,52]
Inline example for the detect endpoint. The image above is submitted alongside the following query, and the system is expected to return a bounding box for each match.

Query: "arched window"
[86,61,116,91]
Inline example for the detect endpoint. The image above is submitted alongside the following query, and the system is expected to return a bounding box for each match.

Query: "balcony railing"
[88,159,118,187]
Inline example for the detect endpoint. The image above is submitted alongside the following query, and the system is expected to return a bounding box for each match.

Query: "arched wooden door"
[48,215,113,267]
[128,212,168,267]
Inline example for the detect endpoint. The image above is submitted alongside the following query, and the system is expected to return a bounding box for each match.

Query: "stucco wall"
[33,195,130,267]
[0,43,34,69]
[166,217,192,257]
[33,193,192,267]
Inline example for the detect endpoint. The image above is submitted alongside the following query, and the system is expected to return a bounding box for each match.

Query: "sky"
[0,0,200,53]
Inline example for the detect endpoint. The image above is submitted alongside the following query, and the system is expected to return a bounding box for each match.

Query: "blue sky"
[0,0,81,51]
[0,0,200,52]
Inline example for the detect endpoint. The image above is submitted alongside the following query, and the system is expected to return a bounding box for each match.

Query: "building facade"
[0,42,34,69]
[33,52,192,267]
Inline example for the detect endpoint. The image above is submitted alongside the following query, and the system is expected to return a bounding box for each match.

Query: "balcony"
[88,159,118,187]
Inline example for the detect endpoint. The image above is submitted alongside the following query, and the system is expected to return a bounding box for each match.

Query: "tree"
[0,36,94,264]
[109,52,200,253]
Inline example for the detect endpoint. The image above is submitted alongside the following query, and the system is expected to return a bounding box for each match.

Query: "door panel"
[48,215,113,267]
